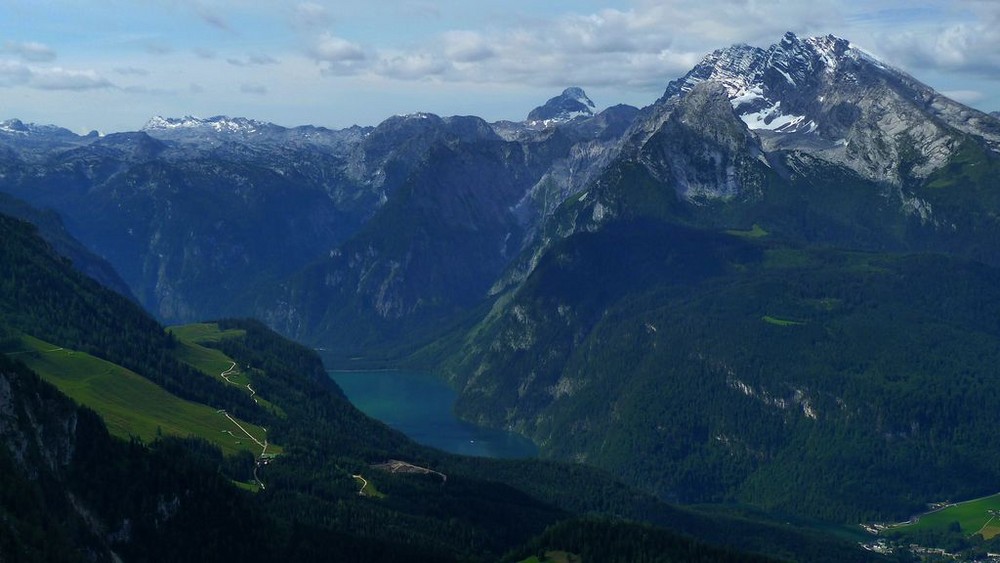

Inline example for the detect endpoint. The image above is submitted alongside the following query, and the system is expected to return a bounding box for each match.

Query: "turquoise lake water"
[328,370,538,459]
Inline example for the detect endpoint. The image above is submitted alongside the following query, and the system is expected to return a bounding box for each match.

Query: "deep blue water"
[328,370,538,459]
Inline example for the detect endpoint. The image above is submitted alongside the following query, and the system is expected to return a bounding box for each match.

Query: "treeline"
[0,210,877,561]
[0,355,454,562]
[447,216,1000,523]
[0,214,260,422]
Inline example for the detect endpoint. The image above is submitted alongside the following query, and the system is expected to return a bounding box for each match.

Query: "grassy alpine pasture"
[169,323,251,385]
[168,322,246,344]
[16,334,269,457]
[169,323,281,414]
[890,493,1000,539]
[761,315,805,327]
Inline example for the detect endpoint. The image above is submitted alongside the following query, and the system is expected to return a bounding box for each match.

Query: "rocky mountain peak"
[0,118,78,138]
[142,115,274,136]
[526,87,596,124]
[651,31,1000,188]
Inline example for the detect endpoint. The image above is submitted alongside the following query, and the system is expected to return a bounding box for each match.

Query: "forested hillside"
[0,211,875,560]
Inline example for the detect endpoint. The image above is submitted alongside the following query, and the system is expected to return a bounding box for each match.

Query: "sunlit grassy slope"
[17,333,269,456]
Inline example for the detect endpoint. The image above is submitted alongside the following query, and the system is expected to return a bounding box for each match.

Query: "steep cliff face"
[657,32,1000,188]
[254,99,640,354]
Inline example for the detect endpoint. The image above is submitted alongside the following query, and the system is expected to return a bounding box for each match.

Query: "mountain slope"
[255,102,640,357]
[448,221,1000,521]
[442,32,1000,523]
[0,210,875,560]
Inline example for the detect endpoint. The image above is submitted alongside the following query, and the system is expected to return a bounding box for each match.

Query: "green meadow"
[169,323,280,414]
[762,315,805,327]
[891,493,1000,539]
[18,334,268,457]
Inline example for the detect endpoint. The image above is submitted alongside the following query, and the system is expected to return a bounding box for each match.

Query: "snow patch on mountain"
[143,115,268,135]
[657,31,1000,191]
[526,87,596,125]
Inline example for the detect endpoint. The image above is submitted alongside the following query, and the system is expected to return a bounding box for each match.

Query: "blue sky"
[2,0,998,133]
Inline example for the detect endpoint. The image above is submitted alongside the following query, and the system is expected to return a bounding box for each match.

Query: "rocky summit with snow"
[625,31,1000,195]
[526,87,597,124]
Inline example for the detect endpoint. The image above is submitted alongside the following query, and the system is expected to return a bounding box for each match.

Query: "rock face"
[0,32,997,355]
[254,104,641,353]
[442,32,1000,521]
[653,32,1000,188]
[527,87,597,123]
[0,91,638,334]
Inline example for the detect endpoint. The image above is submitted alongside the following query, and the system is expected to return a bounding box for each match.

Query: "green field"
[168,322,246,344]
[890,493,1000,539]
[762,315,805,327]
[725,224,770,239]
[519,552,580,563]
[169,323,281,414]
[353,475,386,499]
[16,334,269,457]
[169,323,251,384]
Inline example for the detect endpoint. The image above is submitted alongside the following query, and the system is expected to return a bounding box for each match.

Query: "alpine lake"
[327,369,538,459]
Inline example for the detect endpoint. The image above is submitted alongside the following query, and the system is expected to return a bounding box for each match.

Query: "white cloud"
[32,68,114,91]
[376,52,449,80]
[0,60,32,87]
[0,60,113,90]
[310,33,366,62]
[942,89,986,104]
[3,41,57,62]
[440,31,495,63]
[876,6,1000,79]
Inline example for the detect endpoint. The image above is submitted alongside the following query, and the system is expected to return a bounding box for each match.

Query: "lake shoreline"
[328,369,538,459]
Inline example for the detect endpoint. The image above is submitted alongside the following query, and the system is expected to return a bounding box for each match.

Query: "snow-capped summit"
[526,87,596,124]
[142,115,272,136]
[0,118,78,138]
[648,31,1000,188]
[661,32,860,135]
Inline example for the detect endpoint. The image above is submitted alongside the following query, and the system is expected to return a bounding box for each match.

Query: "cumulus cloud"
[306,4,712,91]
[376,52,449,80]
[942,89,986,104]
[0,60,113,90]
[0,60,32,87]
[311,33,366,62]
[297,0,1000,98]
[3,41,57,62]
[440,31,495,63]
[32,68,114,91]
[876,6,1000,79]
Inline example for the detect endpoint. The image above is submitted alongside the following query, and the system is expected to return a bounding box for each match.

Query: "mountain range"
[3,30,1000,557]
